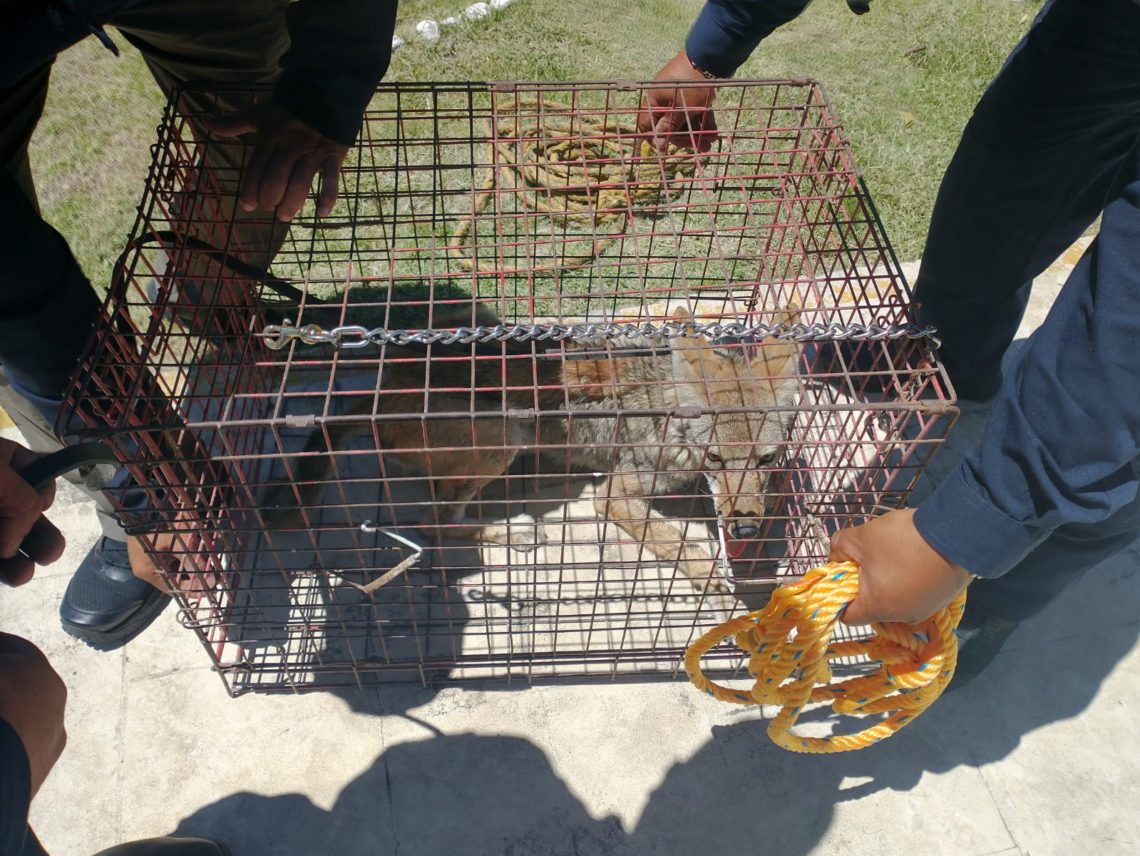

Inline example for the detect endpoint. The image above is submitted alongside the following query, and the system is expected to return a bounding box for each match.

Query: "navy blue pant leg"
[911,0,1140,620]
[0,167,100,409]
[968,481,1140,622]
[981,501,1140,625]
[913,0,1140,400]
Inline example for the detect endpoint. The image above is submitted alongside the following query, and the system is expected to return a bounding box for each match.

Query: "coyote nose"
[730,522,760,539]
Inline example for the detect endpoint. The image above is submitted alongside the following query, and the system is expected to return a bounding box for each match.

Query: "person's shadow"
[172,333,1140,853]
[171,516,1139,854]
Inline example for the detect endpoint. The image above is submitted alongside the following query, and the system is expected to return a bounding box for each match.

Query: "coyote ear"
[748,339,800,380]
[669,306,701,355]
[668,306,711,377]
[745,304,802,379]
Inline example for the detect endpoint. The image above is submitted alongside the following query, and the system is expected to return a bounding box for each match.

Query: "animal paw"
[699,574,734,596]
[704,592,738,624]
[680,554,734,596]
[472,514,545,552]
[505,514,544,553]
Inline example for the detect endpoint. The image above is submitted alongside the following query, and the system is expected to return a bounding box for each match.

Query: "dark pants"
[0,0,292,536]
[913,0,1140,620]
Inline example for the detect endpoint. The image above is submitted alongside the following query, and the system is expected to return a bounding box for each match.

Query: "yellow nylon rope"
[451,97,698,272]
[685,561,966,753]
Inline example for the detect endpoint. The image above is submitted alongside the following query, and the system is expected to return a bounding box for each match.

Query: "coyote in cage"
[265,304,800,597]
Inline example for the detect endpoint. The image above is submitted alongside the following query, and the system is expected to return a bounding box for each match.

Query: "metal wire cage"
[61,79,957,695]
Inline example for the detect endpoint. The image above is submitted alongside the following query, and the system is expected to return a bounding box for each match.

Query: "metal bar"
[60,79,958,695]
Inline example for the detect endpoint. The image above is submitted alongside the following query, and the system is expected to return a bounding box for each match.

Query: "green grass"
[29,0,1040,295]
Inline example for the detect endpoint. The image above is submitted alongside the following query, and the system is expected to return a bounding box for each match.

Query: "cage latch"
[350,523,425,594]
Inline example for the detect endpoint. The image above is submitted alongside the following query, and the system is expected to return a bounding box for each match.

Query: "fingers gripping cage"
[61,79,957,696]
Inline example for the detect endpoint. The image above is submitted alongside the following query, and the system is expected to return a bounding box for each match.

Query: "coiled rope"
[685,561,966,753]
[450,97,698,271]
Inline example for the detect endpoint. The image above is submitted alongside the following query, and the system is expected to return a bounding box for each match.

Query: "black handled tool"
[10,442,120,561]
[16,442,120,492]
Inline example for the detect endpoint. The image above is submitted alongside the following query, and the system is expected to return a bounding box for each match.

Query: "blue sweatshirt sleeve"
[684,0,814,78]
[915,163,1140,578]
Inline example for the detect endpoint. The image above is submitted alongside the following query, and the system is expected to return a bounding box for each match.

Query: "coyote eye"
[706,451,725,468]
[756,450,781,467]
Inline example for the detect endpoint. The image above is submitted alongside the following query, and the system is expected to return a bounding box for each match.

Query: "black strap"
[135,231,307,304]
[16,442,120,492]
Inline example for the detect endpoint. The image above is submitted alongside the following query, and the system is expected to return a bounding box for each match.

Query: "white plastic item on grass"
[442,16,460,26]
[490,0,513,8]
[416,19,441,41]
[464,3,491,20]
[391,34,405,50]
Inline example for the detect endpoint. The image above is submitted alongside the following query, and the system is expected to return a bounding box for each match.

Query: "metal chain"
[261,319,940,350]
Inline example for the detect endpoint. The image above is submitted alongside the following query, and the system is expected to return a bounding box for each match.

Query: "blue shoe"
[59,537,171,651]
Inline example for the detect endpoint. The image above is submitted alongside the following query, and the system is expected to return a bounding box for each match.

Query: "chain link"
[261,319,940,350]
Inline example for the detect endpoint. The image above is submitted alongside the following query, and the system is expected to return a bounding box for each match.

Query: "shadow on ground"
[171,336,1139,853]
[173,511,1140,854]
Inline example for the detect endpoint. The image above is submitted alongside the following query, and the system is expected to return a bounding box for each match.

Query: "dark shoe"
[60,537,171,651]
[92,836,231,856]
[946,607,1020,691]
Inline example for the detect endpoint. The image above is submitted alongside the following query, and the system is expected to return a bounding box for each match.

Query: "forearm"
[916,169,1140,578]
[274,0,399,146]
[684,0,813,78]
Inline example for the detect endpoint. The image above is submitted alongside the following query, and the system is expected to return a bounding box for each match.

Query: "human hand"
[0,439,65,587]
[830,508,973,625]
[0,633,67,798]
[127,513,213,596]
[637,50,719,154]
[127,534,170,593]
[203,101,349,222]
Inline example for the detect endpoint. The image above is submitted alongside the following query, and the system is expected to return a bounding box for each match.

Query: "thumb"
[839,588,873,627]
[201,111,258,138]
[315,155,344,219]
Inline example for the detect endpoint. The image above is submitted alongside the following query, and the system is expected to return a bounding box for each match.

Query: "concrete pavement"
[3,244,1139,856]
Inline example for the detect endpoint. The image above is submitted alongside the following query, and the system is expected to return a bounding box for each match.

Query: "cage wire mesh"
[61,80,957,696]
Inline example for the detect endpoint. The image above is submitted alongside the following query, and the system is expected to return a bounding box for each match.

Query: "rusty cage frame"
[61,80,957,695]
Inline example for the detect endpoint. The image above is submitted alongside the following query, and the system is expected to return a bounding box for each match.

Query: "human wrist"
[684,50,723,80]
[832,508,973,625]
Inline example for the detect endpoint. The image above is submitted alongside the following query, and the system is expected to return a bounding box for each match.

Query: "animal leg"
[432,515,542,551]
[262,420,365,528]
[594,472,732,596]
[427,449,540,551]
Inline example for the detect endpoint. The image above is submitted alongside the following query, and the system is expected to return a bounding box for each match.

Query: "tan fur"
[264,304,800,594]
[264,343,562,540]
[554,307,800,593]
